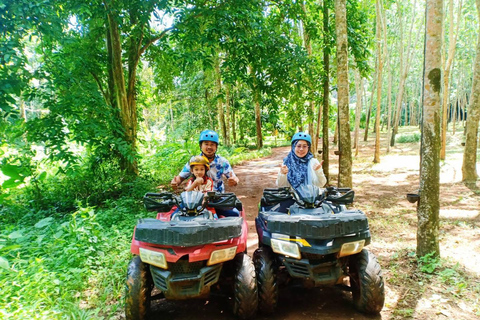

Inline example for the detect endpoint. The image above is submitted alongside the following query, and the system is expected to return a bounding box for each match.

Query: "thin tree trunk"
[364,76,376,142]
[441,0,463,160]
[452,96,457,134]
[322,0,330,184]
[354,71,363,153]
[392,0,419,146]
[462,0,480,186]
[225,85,231,146]
[374,0,385,163]
[417,0,443,257]
[215,55,227,144]
[300,2,318,154]
[335,0,352,188]
[253,85,263,149]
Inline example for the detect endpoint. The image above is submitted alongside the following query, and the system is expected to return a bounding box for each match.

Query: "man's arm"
[171,159,193,189]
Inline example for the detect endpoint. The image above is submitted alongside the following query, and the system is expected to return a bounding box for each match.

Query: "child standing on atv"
[185,155,214,193]
[277,132,327,189]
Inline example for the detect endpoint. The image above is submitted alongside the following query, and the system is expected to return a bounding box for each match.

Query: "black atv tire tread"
[233,253,258,319]
[260,210,369,240]
[253,247,278,314]
[134,217,243,246]
[125,256,153,320]
[350,249,385,314]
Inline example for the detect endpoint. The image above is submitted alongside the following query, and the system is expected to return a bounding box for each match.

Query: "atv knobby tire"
[125,256,153,320]
[134,217,243,247]
[233,253,258,319]
[259,210,369,240]
[349,249,385,314]
[253,247,278,315]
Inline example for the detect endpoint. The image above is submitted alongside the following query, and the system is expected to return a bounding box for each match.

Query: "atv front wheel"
[349,249,385,314]
[125,256,153,320]
[232,253,258,319]
[253,247,278,314]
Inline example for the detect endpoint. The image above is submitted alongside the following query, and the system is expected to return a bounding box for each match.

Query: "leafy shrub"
[396,133,421,143]
[418,252,440,274]
[0,202,144,319]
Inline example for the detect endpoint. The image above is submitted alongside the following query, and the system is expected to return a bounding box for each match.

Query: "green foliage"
[396,133,421,143]
[418,252,441,274]
[0,201,143,319]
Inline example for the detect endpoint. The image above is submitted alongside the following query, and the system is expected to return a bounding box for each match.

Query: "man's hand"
[280,164,288,175]
[227,175,239,186]
[170,176,182,189]
[313,160,324,171]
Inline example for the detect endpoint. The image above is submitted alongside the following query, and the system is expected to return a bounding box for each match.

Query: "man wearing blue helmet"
[277,132,326,189]
[171,130,239,193]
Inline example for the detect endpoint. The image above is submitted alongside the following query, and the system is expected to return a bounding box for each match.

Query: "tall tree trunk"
[364,76,376,142]
[392,0,419,146]
[322,0,330,184]
[462,0,480,187]
[215,55,227,144]
[354,70,363,154]
[225,84,231,146]
[252,77,263,148]
[440,0,462,160]
[417,0,442,257]
[106,9,138,175]
[301,2,318,154]
[374,0,385,163]
[335,0,352,188]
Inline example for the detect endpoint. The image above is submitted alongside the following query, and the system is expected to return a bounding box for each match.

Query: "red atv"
[125,191,258,320]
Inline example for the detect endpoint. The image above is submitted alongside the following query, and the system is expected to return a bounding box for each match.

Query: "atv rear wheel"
[125,256,153,320]
[349,249,385,314]
[253,247,278,315]
[232,253,258,319]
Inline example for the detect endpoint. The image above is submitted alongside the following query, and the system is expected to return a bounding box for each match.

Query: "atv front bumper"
[282,256,342,286]
[150,262,223,299]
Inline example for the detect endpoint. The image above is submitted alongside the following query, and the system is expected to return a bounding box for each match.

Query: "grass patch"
[396,133,421,143]
[0,198,145,319]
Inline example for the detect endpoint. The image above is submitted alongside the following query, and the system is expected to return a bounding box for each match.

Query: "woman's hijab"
[283,140,313,189]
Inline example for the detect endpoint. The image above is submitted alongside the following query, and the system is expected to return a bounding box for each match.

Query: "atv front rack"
[325,187,355,205]
[261,187,293,206]
[143,192,243,212]
[143,193,177,212]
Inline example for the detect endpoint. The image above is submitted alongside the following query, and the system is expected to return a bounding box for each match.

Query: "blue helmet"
[292,132,312,145]
[199,130,219,145]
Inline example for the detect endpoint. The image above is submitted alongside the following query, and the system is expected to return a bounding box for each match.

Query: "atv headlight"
[338,240,365,257]
[208,246,237,266]
[271,239,301,259]
[139,248,167,269]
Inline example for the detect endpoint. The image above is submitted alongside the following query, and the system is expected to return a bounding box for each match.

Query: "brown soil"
[149,128,480,319]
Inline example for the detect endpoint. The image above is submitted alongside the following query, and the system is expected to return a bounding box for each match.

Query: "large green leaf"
[35,217,54,229]
[0,256,9,270]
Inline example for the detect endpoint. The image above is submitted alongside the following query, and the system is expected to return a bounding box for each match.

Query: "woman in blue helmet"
[171,130,239,193]
[277,132,326,189]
